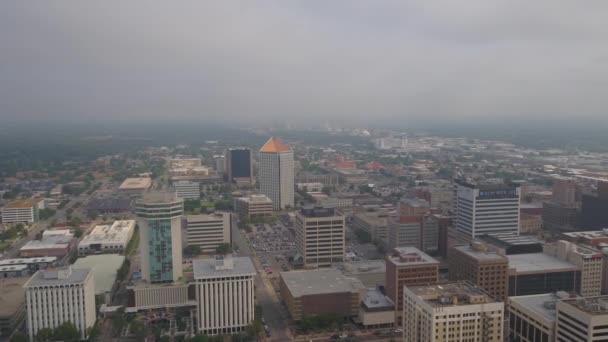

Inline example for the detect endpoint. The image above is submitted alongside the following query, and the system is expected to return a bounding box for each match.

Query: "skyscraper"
[135,191,184,283]
[258,137,294,210]
[453,179,521,242]
[225,148,253,184]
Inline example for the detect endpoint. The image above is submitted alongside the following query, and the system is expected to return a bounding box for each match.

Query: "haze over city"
[2,1,608,126]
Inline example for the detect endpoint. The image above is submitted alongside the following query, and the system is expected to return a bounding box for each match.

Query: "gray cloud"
[1,1,607,125]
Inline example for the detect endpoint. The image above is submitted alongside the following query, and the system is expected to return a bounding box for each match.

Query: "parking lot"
[247,221,297,276]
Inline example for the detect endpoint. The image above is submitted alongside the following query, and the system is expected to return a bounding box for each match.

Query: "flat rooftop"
[281,269,364,297]
[73,254,125,294]
[400,197,430,208]
[137,191,180,204]
[562,230,608,239]
[20,240,69,250]
[119,177,152,190]
[479,233,542,248]
[408,282,499,307]
[0,257,57,266]
[3,198,40,209]
[186,213,226,222]
[452,244,508,262]
[339,260,386,275]
[561,296,608,316]
[193,256,256,279]
[299,206,342,218]
[0,277,27,317]
[388,247,439,266]
[353,212,388,226]
[0,264,28,272]
[510,293,563,322]
[238,194,272,204]
[508,253,578,274]
[24,267,91,287]
[362,288,394,310]
[80,220,135,245]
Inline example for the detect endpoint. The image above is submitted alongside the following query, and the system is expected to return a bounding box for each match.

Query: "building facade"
[234,194,273,220]
[1,199,43,224]
[258,137,294,210]
[135,191,184,283]
[295,206,345,267]
[226,148,253,184]
[194,256,256,335]
[186,213,231,253]
[24,267,96,341]
[78,220,136,255]
[454,180,521,242]
[556,296,608,342]
[403,282,504,342]
[174,181,200,200]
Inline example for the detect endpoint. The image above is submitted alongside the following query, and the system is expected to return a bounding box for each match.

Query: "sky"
[1,1,608,127]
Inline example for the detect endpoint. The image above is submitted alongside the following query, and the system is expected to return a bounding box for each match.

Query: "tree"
[216,243,232,255]
[73,229,83,238]
[159,336,170,342]
[53,321,80,341]
[184,199,201,213]
[87,210,99,220]
[190,335,210,342]
[214,200,233,211]
[15,223,24,231]
[9,333,27,342]
[35,328,53,342]
[185,245,202,256]
[65,208,74,217]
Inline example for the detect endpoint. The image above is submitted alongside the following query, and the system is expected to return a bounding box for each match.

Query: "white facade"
[259,146,294,210]
[174,181,201,200]
[557,296,608,342]
[186,213,231,252]
[454,181,521,242]
[78,220,135,255]
[24,267,96,342]
[403,282,504,342]
[295,207,345,267]
[1,199,41,224]
[194,256,256,335]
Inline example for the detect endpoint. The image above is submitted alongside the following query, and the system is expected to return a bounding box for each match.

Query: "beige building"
[358,288,395,328]
[234,194,273,220]
[119,177,152,196]
[385,247,439,322]
[351,211,388,244]
[403,282,504,342]
[448,242,509,301]
[186,213,231,253]
[1,198,44,224]
[557,296,608,342]
[0,278,27,339]
[544,240,604,297]
[508,292,568,342]
[295,206,345,267]
[258,137,294,210]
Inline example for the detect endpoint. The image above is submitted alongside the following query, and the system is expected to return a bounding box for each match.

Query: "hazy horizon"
[1,1,608,125]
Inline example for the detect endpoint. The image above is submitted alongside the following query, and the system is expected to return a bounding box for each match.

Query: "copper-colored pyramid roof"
[259,137,291,153]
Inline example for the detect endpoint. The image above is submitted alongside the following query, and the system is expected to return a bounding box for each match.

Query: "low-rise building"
[78,220,136,255]
[507,252,580,296]
[20,240,70,258]
[403,282,504,342]
[74,254,126,300]
[234,194,273,220]
[358,288,395,328]
[557,296,608,341]
[280,269,364,321]
[1,198,44,224]
[24,267,96,341]
[186,213,231,253]
[194,256,256,335]
[118,177,152,196]
[0,257,57,273]
[0,277,27,338]
[351,211,388,244]
[338,260,386,288]
[508,292,568,342]
[174,181,200,200]
[0,264,29,278]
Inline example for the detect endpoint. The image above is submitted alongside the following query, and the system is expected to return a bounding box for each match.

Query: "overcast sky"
[1,1,607,126]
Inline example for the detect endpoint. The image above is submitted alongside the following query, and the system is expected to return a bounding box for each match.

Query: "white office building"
[295,206,345,267]
[78,220,136,255]
[186,213,231,253]
[194,255,256,335]
[1,199,44,224]
[557,296,608,342]
[454,179,521,242]
[24,267,96,341]
[174,181,201,200]
[258,137,294,210]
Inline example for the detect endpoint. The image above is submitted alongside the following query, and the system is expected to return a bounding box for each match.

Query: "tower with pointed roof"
[258,137,294,210]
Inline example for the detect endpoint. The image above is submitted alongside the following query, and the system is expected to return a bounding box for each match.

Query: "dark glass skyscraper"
[226,148,252,183]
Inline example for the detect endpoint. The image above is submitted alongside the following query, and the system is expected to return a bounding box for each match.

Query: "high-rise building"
[385,247,439,323]
[174,181,200,200]
[186,213,231,253]
[213,155,226,175]
[453,179,521,242]
[556,296,608,342]
[552,176,577,207]
[581,193,608,229]
[225,148,253,184]
[403,282,504,342]
[544,240,603,297]
[194,255,256,335]
[448,242,509,301]
[24,267,96,341]
[135,191,184,283]
[387,198,438,253]
[295,206,345,267]
[258,137,294,210]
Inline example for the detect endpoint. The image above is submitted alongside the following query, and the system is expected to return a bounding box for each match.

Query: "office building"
[118,177,152,196]
[387,198,438,253]
[544,240,603,297]
[542,201,579,233]
[507,252,580,296]
[20,230,72,258]
[508,292,569,342]
[552,176,577,207]
[448,242,509,301]
[135,191,184,283]
[174,181,200,200]
[477,233,543,255]
[280,269,364,321]
[294,206,345,267]
[24,267,96,341]
[226,148,253,184]
[258,137,294,210]
[194,256,256,335]
[78,220,136,255]
[453,179,521,242]
[234,194,273,220]
[562,229,608,248]
[351,211,388,244]
[0,278,27,339]
[556,296,608,342]
[403,282,504,342]
[186,213,231,253]
[213,155,226,175]
[581,193,608,229]
[385,247,439,322]
[1,199,44,224]
[0,257,57,274]
[169,158,202,169]
[357,287,395,328]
